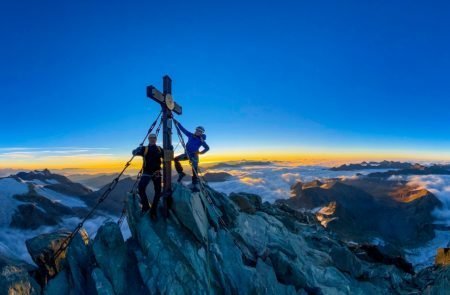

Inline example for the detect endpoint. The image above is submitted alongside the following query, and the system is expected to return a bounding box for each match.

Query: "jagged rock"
[229,192,262,214]
[65,230,94,295]
[26,231,71,280]
[91,268,115,295]
[0,255,40,295]
[279,179,441,249]
[43,269,70,295]
[202,172,233,182]
[435,248,450,266]
[171,184,209,242]
[92,222,128,295]
[348,243,414,274]
[10,204,59,229]
[92,222,147,295]
[23,183,449,294]
[25,229,89,283]
[415,266,450,294]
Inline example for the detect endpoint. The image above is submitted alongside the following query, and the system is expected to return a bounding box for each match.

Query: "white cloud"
[207,163,392,203]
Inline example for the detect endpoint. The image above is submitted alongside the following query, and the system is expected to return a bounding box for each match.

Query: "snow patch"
[34,185,87,208]
[0,178,29,226]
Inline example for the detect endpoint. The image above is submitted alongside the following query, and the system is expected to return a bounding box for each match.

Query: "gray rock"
[91,268,115,295]
[30,183,446,294]
[229,192,262,214]
[171,183,209,243]
[92,222,128,295]
[10,204,59,229]
[43,269,70,295]
[0,255,40,295]
[25,230,72,279]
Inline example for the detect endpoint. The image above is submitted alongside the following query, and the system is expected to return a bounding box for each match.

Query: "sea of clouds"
[205,162,391,202]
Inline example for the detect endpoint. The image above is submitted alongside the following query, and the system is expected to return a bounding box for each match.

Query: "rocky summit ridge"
[1,184,449,294]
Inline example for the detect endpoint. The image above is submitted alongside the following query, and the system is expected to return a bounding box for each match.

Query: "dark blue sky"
[1,0,450,165]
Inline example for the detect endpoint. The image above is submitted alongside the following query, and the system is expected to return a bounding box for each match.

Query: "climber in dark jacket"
[174,120,209,191]
[132,133,163,219]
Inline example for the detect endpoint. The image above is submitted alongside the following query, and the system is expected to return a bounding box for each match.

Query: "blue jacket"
[177,122,210,156]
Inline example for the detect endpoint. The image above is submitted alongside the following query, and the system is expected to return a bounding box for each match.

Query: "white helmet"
[196,126,205,133]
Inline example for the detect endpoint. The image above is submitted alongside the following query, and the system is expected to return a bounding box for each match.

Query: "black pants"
[138,172,162,212]
[174,153,199,184]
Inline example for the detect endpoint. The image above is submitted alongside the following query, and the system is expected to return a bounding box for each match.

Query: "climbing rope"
[53,111,163,260]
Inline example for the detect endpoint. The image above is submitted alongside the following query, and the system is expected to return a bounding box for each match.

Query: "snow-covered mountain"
[0,169,119,263]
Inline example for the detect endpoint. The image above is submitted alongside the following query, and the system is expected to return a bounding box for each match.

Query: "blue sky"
[1,0,450,166]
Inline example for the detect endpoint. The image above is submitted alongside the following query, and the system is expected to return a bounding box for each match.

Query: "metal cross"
[146,75,182,216]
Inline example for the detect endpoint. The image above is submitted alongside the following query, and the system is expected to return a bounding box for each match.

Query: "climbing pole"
[53,110,162,260]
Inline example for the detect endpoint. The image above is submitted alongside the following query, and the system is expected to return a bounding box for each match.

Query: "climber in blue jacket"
[174,120,209,191]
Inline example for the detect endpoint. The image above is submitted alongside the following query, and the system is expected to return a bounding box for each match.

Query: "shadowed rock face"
[9,184,448,294]
[202,172,233,182]
[278,179,442,249]
[80,177,138,216]
[0,255,41,295]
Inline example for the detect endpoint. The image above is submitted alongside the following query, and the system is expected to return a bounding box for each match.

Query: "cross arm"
[146,85,182,115]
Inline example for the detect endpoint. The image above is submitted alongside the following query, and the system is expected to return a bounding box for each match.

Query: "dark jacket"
[177,123,210,156]
[132,145,163,174]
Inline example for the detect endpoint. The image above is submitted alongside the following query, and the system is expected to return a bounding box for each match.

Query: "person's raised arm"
[175,120,193,137]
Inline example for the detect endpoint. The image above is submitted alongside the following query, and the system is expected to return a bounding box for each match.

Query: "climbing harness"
[52,111,163,260]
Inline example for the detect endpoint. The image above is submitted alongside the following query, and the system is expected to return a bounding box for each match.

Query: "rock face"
[202,172,233,182]
[8,184,450,294]
[0,255,41,295]
[435,248,450,266]
[81,177,137,216]
[278,179,442,250]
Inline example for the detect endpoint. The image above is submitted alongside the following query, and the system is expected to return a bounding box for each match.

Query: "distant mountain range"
[331,160,450,178]
[367,164,450,178]
[67,173,130,190]
[330,160,421,171]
